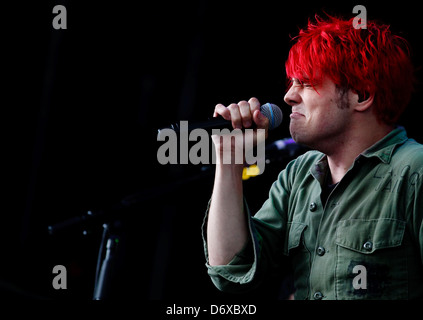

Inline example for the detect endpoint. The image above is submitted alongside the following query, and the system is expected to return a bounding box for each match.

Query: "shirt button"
[317,246,326,256]
[363,241,373,251]
[313,291,323,300]
[309,202,317,212]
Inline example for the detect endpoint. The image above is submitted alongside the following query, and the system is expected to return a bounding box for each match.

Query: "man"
[203,15,423,299]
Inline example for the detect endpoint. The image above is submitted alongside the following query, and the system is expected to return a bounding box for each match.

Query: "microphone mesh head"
[260,103,283,130]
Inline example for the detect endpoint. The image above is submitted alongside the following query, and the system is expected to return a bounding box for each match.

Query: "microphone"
[158,103,283,135]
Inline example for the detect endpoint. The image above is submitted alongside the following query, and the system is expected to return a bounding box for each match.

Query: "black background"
[3,0,423,301]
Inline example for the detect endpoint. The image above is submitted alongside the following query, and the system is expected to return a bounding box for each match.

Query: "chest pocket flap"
[336,218,406,254]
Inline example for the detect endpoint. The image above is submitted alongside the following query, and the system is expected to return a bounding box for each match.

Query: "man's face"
[284,76,353,153]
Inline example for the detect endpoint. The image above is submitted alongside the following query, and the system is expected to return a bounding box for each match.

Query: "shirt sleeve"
[403,147,423,266]
[201,198,259,293]
[201,159,296,293]
[412,167,423,265]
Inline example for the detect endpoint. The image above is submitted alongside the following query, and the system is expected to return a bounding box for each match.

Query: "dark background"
[3,0,422,300]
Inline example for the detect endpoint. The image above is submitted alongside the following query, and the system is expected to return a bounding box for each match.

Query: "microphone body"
[168,117,236,135]
[158,103,282,135]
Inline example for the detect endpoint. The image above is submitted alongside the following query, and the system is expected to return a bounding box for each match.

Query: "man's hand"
[211,97,269,165]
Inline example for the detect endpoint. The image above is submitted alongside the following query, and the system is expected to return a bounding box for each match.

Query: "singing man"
[203,15,423,299]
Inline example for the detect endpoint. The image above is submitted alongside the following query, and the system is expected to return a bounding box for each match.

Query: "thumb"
[253,109,269,129]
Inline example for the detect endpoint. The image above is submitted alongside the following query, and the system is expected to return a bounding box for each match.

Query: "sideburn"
[335,85,351,109]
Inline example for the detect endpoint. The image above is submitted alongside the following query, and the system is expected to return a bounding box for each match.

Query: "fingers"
[248,97,261,115]
[238,101,252,128]
[213,97,266,130]
[213,103,231,120]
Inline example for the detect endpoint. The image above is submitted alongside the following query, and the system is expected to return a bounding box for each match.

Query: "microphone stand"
[46,138,308,299]
[92,223,120,300]
[47,166,215,299]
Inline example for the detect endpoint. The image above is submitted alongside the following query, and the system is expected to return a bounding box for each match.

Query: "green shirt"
[203,127,423,299]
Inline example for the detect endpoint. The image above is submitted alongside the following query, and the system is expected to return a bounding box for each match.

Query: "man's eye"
[292,79,313,88]
[292,79,304,87]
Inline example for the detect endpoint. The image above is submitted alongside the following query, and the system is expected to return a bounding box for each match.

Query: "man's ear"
[353,90,374,112]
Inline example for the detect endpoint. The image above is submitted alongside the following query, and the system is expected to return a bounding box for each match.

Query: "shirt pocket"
[335,218,407,299]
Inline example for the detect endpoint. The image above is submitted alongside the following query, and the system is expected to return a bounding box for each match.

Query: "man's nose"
[284,86,301,106]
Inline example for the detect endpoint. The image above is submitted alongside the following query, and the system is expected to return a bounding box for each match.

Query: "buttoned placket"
[307,156,363,300]
[308,183,339,300]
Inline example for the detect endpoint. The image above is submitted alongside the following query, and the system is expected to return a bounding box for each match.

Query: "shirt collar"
[360,126,408,164]
[310,126,409,185]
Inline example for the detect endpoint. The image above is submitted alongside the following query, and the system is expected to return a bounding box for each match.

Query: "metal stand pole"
[93,223,119,300]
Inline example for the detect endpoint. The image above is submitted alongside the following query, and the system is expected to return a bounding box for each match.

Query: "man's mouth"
[290,111,304,119]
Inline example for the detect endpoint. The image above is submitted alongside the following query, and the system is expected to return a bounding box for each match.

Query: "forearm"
[207,163,249,266]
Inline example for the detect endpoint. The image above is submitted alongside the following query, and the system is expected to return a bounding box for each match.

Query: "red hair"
[285,15,415,125]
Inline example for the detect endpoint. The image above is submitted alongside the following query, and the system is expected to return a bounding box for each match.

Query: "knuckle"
[238,100,252,116]
[214,103,225,113]
[250,99,261,111]
[249,97,259,104]
[214,103,230,119]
